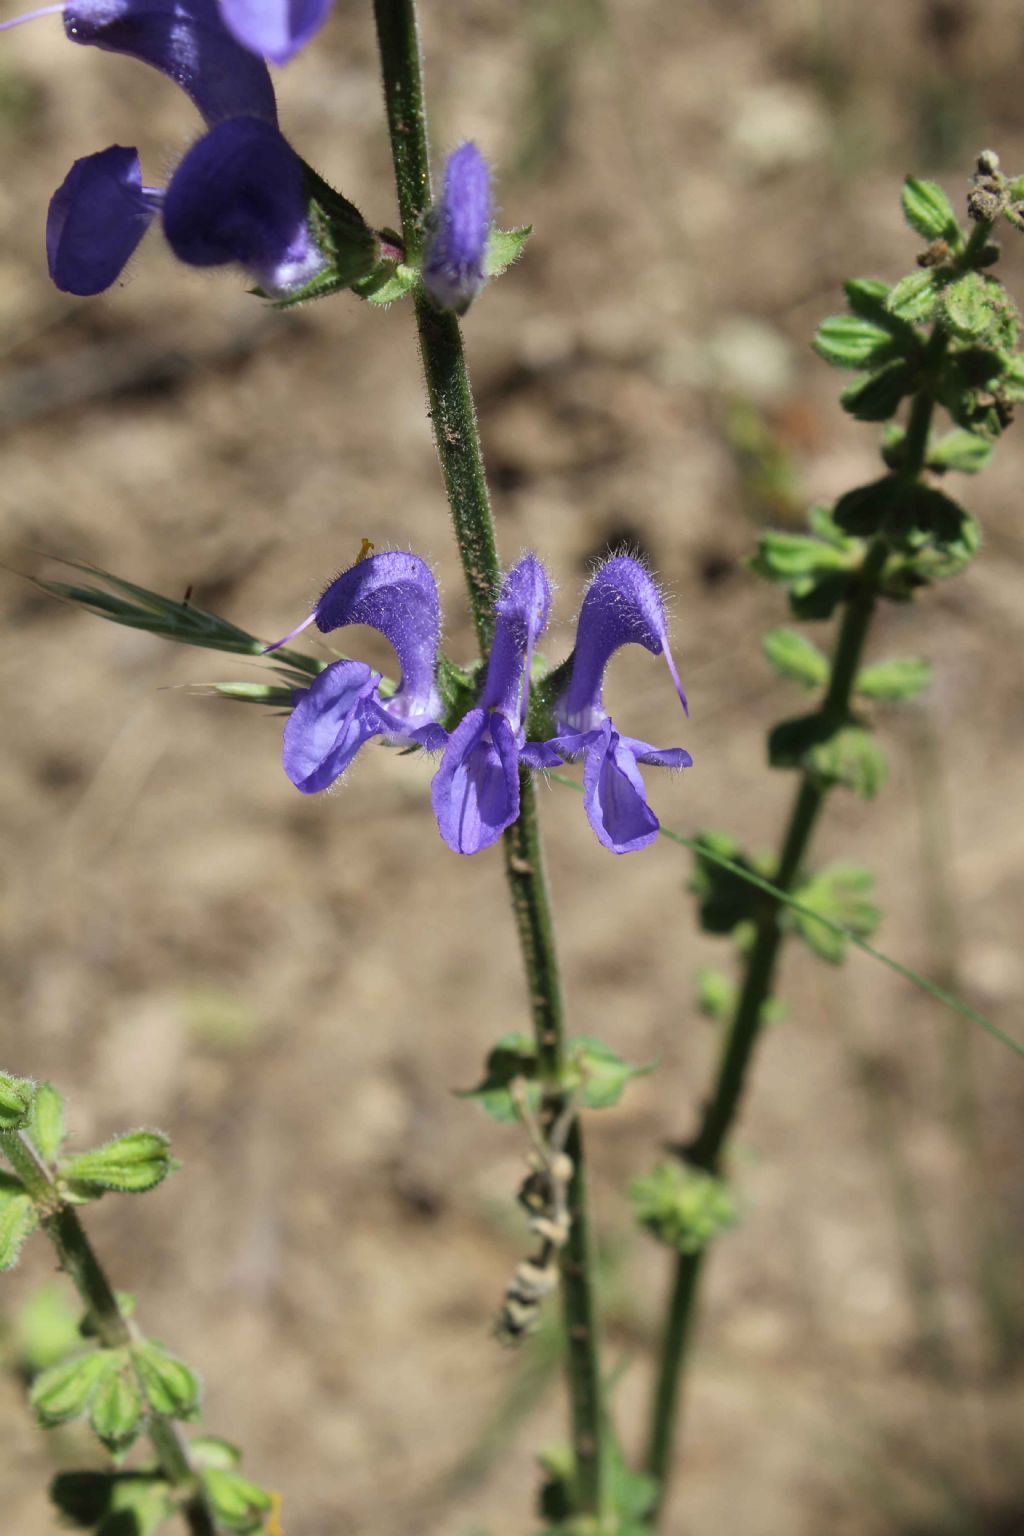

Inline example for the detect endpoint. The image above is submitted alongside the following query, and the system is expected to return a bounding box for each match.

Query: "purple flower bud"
[422,143,491,316]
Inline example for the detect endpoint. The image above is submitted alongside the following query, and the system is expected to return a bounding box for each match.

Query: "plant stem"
[371,0,606,1512]
[0,1131,216,1536]
[646,335,947,1515]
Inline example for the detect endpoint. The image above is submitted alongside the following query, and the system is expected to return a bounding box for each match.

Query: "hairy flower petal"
[47,145,161,295]
[559,556,687,732]
[162,117,325,297]
[422,143,491,315]
[64,0,277,126]
[481,553,551,722]
[215,0,331,64]
[314,552,442,721]
[431,708,520,855]
[283,660,381,794]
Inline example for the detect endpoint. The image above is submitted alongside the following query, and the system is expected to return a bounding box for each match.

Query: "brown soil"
[1,2,1023,1533]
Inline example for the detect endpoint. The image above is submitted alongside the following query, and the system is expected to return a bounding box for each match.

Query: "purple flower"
[280,552,446,795]
[430,554,550,854]
[214,0,331,65]
[422,143,491,316]
[525,557,692,854]
[62,0,278,126]
[47,117,326,296]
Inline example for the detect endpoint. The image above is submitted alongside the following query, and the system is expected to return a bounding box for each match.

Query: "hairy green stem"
[0,1131,216,1536]
[646,331,948,1516]
[371,0,605,1511]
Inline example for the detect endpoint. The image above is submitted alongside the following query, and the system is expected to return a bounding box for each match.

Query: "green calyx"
[630,1162,738,1255]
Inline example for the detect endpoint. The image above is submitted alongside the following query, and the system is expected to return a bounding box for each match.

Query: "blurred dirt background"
[1,0,1024,1532]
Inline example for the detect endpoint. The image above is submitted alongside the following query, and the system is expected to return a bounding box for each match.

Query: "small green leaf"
[855,657,932,701]
[695,967,735,1022]
[926,428,994,474]
[844,277,891,320]
[630,1162,738,1254]
[0,1176,38,1269]
[30,1349,110,1427]
[29,1082,66,1164]
[201,1468,273,1533]
[566,1038,654,1111]
[840,359,916,421]
[901,177,960,243]
[690,830,767,935]
[131,1341,201,1420]
[832,474,904,537]
[942,270,1003,341]
[0,1071,35,1129]
[887,269,941,323]
[813,314,904,370]
[769,715,887,799]
[354,260,420,306]
[51,1470,175,1535]
[484,225,531,279]
[456,1035,541,1123]
[791,864,881,964]
[63,1130,177,1195]
[189,1437,243,1472]
[89,1354,144,1452]
[762,628,829,690]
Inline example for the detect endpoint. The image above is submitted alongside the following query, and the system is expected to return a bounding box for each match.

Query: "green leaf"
[190,1436,243,1471]
[201,1468,273,1533]
[855,657,932,701]
[30,1349,110,1427]
[926,428,994,474]
[131,1341,201,1421]
[89,1355,144,1453]
[0,1071,35,1129]
[844,277,891,320]
[690,830,769,934]
[51,1471,175,1536]
[769,715,887,798]
[565,1038,654,1111]
[457,1034,541,1123]
[29,1082,66,1164]
[901,177,960,243]
[353,259,420,307]
[941,270,1013,342]
[63,1130,177,1196]
[630,1162,738,1254]
[887,269,941,323]
[0,1176,38,1269]
[832,474,904,537]
[484,225,531,279]
[695,967,735,1022]
[762,628,829,689]
[813,314,905,369]
[840,359,916,421]
[791,864,881,964]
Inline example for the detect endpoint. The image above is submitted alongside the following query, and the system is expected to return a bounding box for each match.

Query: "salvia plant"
[1,0,1022,1532]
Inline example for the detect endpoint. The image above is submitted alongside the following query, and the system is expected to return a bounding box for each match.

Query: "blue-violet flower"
[279,552,446,795]
[430,554,549,855]
[422,143,491,316]
[525,557,692,854]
